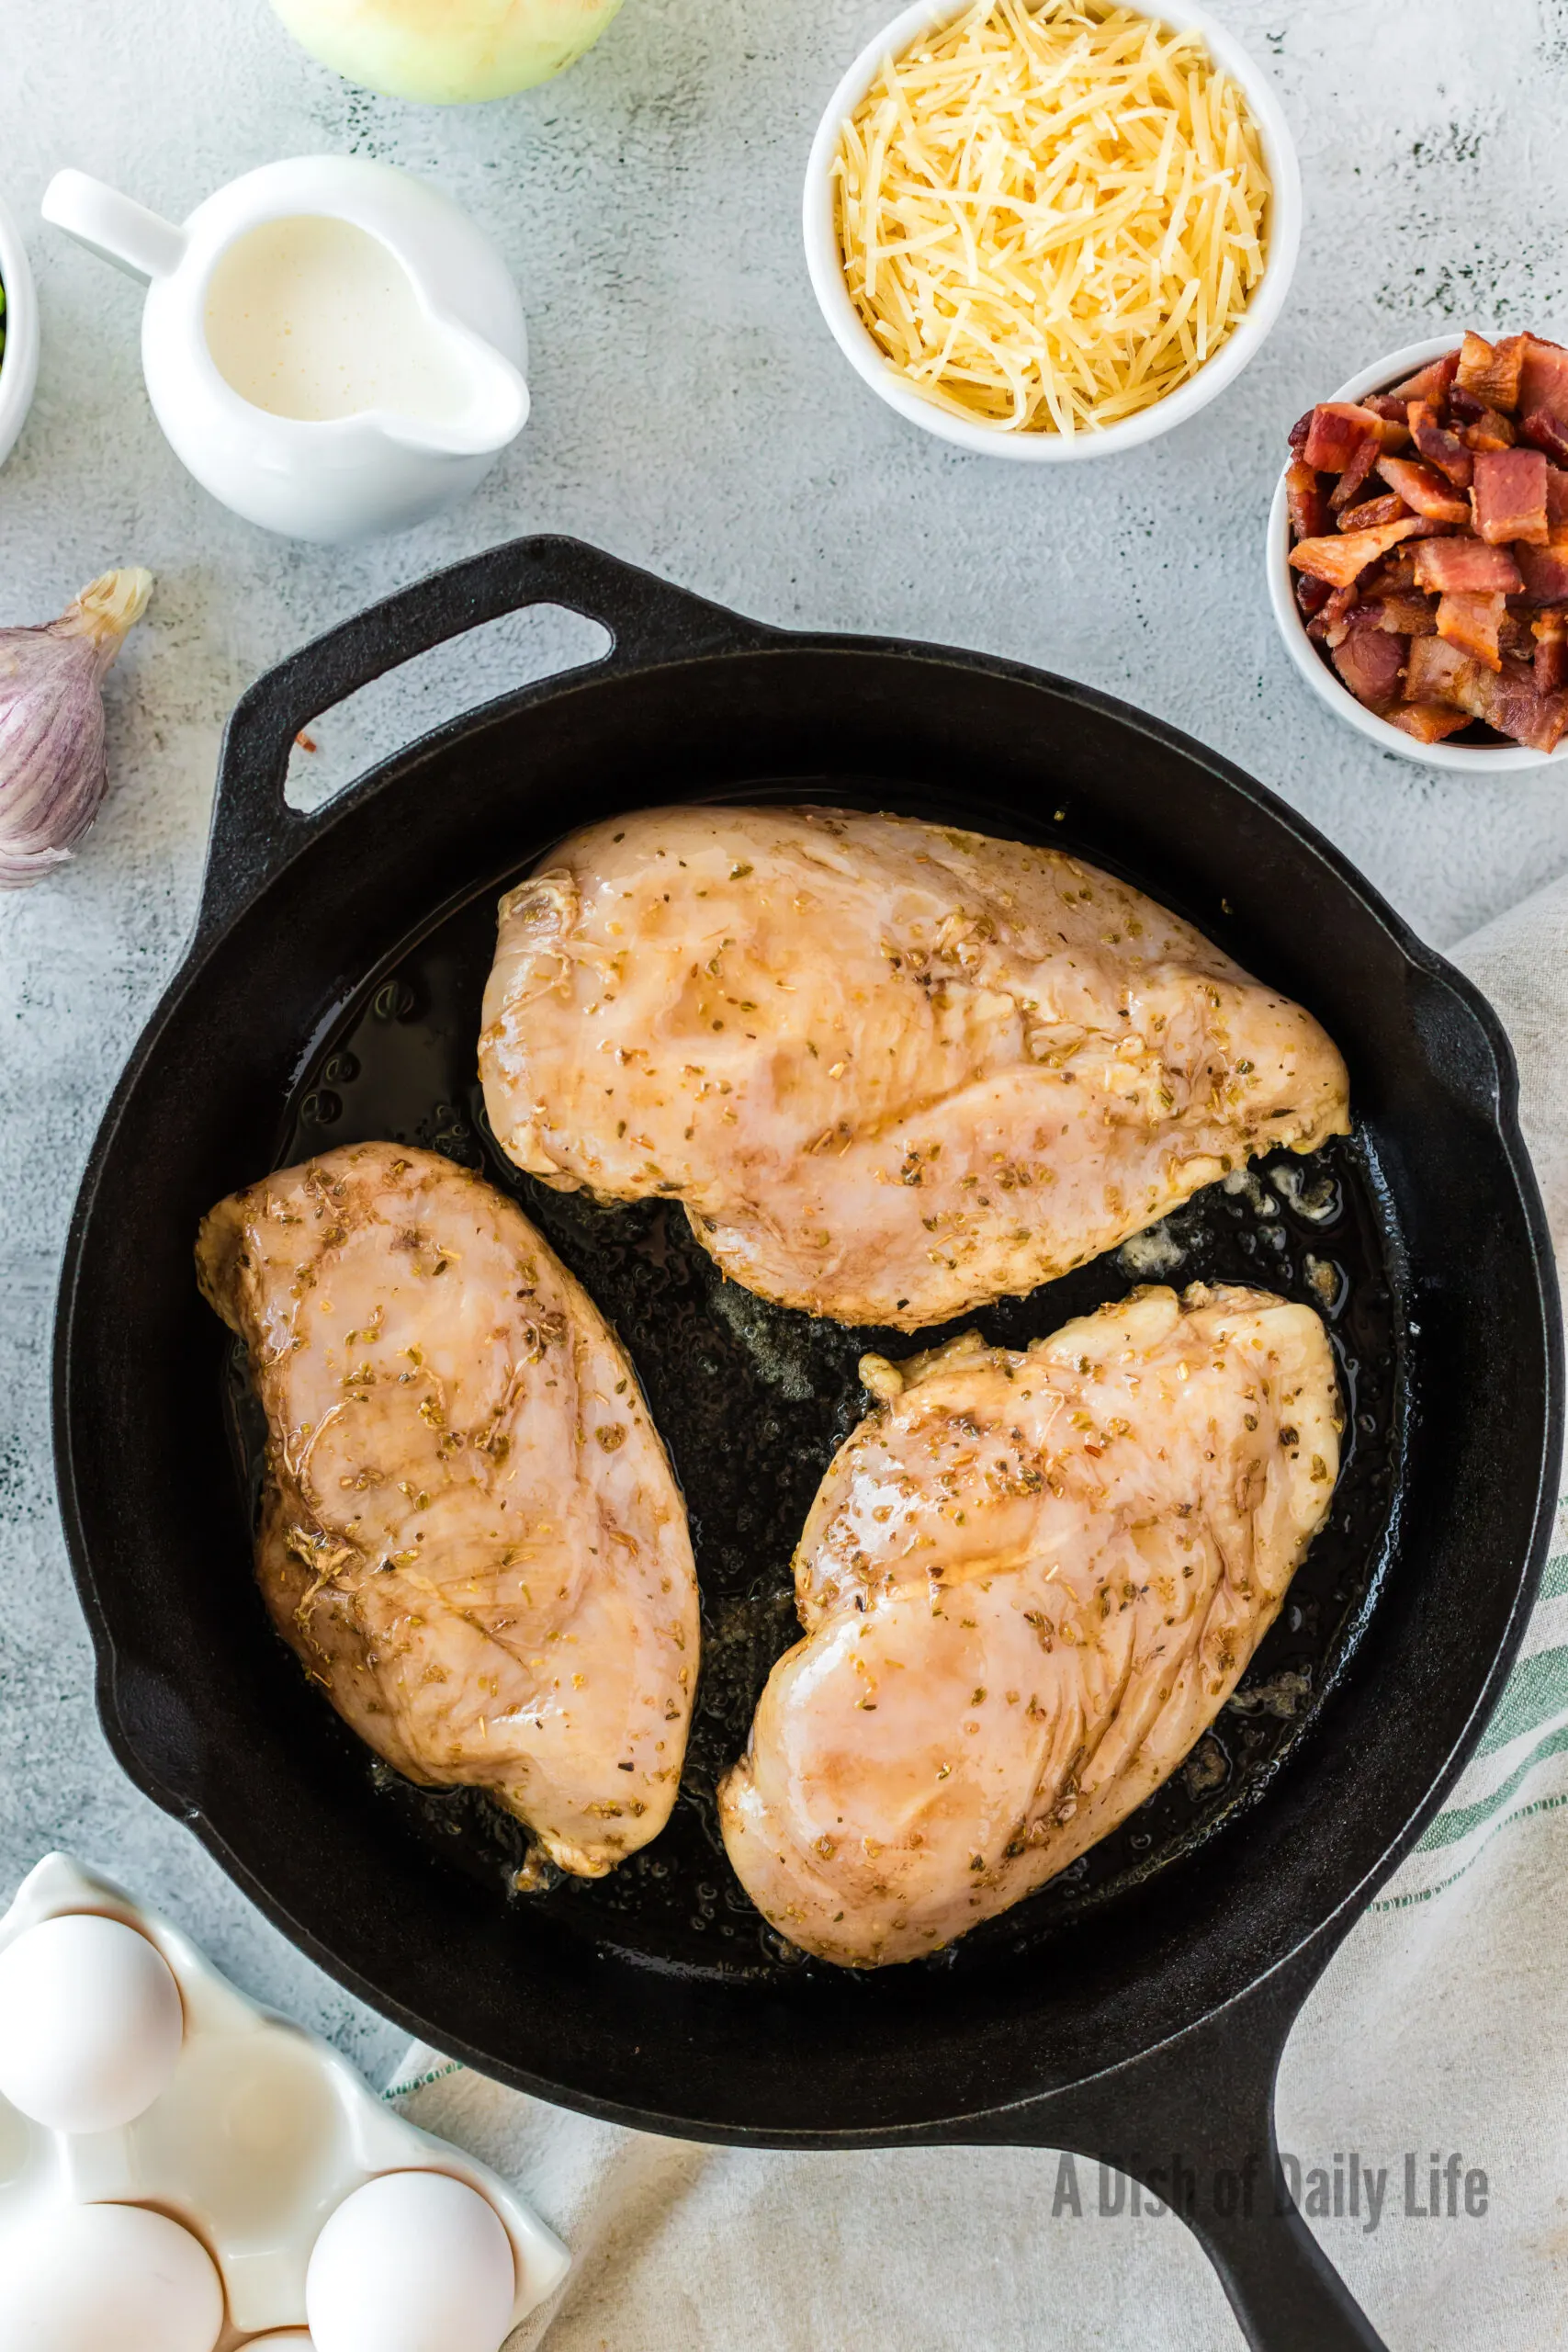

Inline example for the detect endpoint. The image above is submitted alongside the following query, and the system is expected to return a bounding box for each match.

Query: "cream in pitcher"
[41,157,529,542]
[204,213,479,425]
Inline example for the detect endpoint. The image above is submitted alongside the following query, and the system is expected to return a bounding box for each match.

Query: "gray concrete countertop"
[2,0,1564,2085]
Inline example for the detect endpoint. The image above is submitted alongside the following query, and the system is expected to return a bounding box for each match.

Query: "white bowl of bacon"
[1267,331,1568,768]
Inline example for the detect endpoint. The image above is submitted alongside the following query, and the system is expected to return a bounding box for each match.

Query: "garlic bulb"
[0,568,153,891]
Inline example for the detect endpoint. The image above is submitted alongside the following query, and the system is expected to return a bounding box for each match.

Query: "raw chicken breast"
[479,807,1349,1331]
[719,1283,1339,1966]
[197,1142,698,1879]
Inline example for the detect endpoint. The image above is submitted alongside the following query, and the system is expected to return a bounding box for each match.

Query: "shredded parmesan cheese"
[834,0,1271,435]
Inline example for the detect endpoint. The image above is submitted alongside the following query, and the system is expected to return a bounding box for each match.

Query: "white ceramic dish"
[42,159,528,544]
[0,1854,569,2348]
[0,189,40,472]
[802,0,1302,463]
[1266,333,1568,773]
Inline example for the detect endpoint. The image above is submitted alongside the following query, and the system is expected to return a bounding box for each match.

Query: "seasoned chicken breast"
[197,1143,698,1879]
[719,1283,1339,1966]
[479,807,1349,1331]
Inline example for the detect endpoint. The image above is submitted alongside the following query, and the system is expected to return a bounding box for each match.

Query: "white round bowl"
[803,0,1302,462]
[1267,334,1568,773]
[0,188,39,470]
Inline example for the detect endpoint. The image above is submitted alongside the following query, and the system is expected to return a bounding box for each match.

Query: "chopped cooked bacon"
[1330,435,1383,509]
[1533,610,1568,695]
[1304,401,1408,471]
[1483,661,1568,751]
[1547,467,1568,540]
[1303,403,1378,471]
[1365,550,1420,596]
[1413,543,1522,595]
[1408,401,1474,488]
[1290,518,1424,587]
[1364,395,1411,425]
[1316,573,1363,639]
[1499,608,1540,666]
[1451,385,1519,447]
[1360,536,1449,588]
[1471,447,1549,545]
[1404,636,1473,702]
[1455,331,1529,413]
[1517,336,1568,428]
[1338,492,1410,533]
[1516,541,1568,603]
[1368,592,1439,636]
[1411,537,1524,594]
[1287,334,1568,749]
[1389,351,1460,404]
[1384,701,1473,745]
[1375,454,1471,524]
[1436,590,1506,671]
[1519,410,1568,467]
[1461,406,1517,452]
[1404,635,1568,751]
[1331,624,1405,710]
[1286,458,1329,540]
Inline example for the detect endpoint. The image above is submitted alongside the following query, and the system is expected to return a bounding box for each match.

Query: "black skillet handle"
[196,535,779,943]
[992,1940,1389,2352]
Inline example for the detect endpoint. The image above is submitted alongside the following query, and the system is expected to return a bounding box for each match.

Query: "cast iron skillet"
[54,537,1561,2351]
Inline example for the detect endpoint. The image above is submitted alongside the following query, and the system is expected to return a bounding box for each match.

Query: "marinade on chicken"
[719,1283,1340,1966]
[197,1142,698,1879]
[479,807,1349,1330]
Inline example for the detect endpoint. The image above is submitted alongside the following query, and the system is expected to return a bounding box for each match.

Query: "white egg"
[0,1914,184,2132]
[307,2170,516,2352]
[0,2201,223,2352]
[243,2338,316,2348]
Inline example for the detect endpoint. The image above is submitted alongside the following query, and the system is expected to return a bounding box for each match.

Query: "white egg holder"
[0,1855,568,2348]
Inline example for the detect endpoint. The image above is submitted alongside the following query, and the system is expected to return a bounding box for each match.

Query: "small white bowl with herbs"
[0,187,39,469]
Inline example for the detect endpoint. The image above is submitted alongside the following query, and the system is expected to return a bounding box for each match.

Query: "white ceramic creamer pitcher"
[43,157,529,542]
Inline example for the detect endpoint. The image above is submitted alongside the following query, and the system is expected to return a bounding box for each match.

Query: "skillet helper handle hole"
[197,534,779,941]
[282,603,615,817]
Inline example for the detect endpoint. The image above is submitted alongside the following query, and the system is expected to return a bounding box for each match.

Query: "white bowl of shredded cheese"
[804,0,1301,459]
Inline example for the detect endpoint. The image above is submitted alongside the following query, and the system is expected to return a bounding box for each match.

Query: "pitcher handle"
[42,170,186,284]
